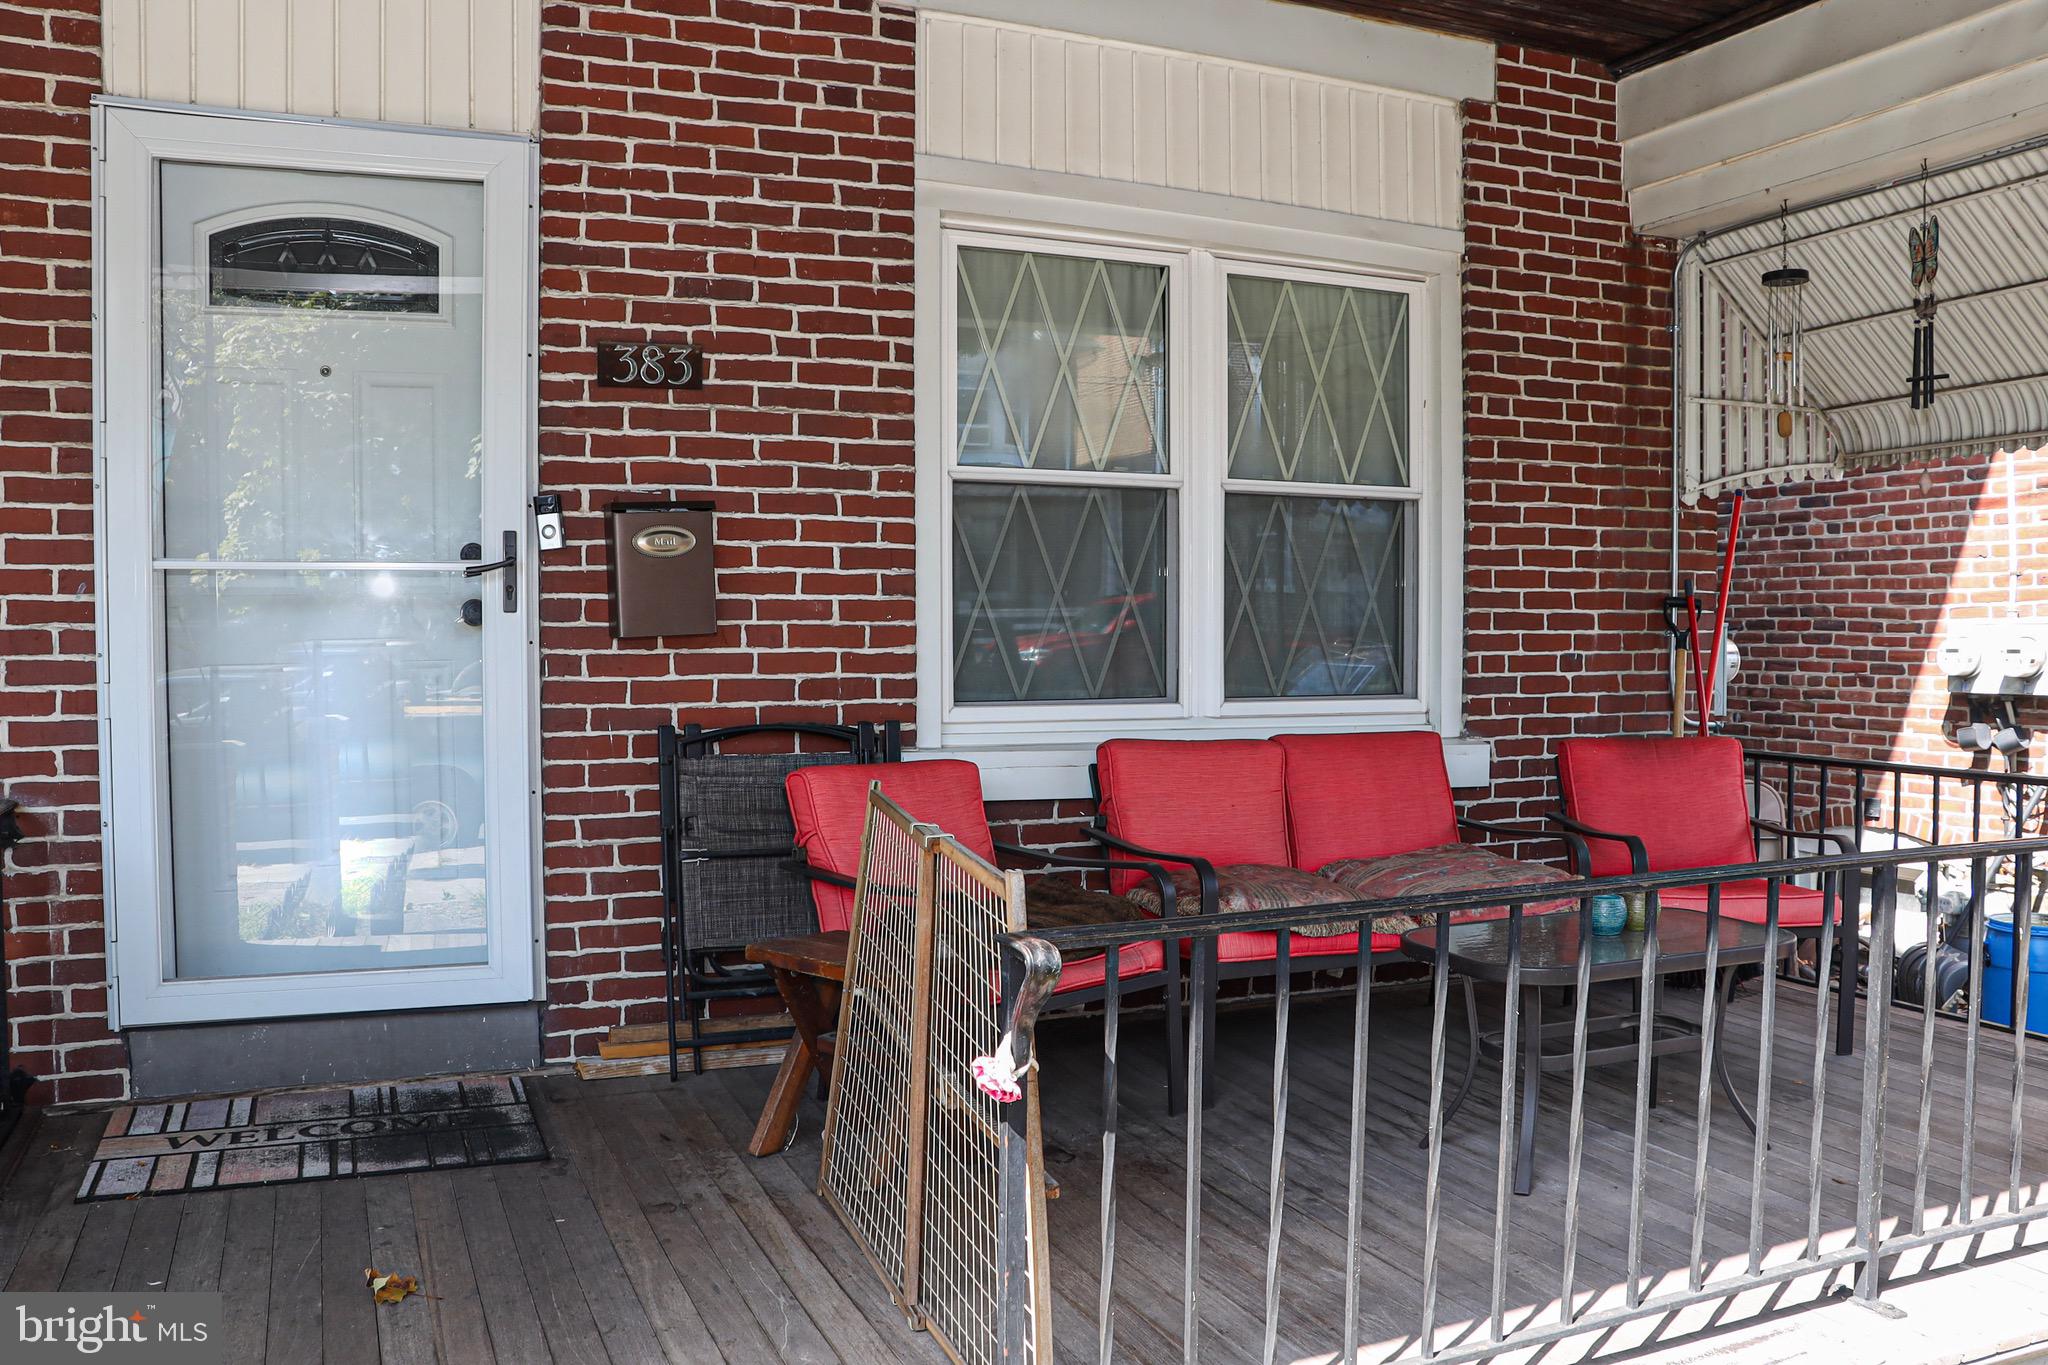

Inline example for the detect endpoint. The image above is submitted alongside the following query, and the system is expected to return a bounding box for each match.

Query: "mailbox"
[605,500,717,639]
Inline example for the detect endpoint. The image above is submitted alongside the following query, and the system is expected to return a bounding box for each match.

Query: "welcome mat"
[77,1075,547,1201]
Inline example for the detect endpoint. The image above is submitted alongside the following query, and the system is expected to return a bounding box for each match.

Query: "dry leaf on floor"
[365,1267,424,1305]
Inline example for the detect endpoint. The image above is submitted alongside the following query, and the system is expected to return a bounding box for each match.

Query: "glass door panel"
[163,570,488,978]
[155,162,492,983]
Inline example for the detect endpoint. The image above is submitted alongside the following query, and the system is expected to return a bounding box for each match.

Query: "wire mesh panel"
[817,787,1054,1364]
[921,838,1050,1365]
[818,790,932,1309]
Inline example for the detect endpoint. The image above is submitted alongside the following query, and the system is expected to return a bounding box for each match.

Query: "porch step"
[575,1013,794,1079]
[573,1041,789,1080]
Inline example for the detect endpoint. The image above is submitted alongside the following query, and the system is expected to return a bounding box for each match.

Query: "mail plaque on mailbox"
[606,500,717,638]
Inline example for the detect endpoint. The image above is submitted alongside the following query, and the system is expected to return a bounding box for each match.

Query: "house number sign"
[595,341,706,389]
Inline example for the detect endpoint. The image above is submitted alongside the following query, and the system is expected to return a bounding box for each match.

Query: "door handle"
[461,530,517,612]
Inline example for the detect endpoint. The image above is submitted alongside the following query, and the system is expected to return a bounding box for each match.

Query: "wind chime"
[1908,161,1946,409]
[1760,202,1811,442]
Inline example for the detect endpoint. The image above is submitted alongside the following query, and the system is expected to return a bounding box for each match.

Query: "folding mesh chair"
[656,719,900,1079]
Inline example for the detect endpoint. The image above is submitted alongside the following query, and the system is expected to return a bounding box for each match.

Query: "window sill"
[911,733,1493,803]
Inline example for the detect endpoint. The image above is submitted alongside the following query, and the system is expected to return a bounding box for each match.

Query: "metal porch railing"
[983,756,2048,1365]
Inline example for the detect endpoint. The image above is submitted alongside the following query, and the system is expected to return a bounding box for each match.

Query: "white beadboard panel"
[918,11,1461,231]
[102,0,540,136]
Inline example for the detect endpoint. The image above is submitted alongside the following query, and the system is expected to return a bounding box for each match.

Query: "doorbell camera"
[532,493,565,551]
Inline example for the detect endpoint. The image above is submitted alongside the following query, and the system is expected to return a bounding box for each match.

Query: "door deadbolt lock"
[460,598,484,628]
[460,530,518,612]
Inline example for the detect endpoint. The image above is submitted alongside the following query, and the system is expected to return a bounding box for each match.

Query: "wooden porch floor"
[7,978,2048,1363]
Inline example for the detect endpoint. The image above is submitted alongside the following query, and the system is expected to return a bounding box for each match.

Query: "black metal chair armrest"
[796,858,858,891]
[1545,811,1648,875]
[1086,825,1219,914]
[1455,815,1588,870]
[1750,817,1855,856]
[992,841,1178,918]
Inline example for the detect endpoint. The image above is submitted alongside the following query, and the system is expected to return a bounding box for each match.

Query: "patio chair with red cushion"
[1088,734,1584,1096]
[784,758,1187,1113]
[1550,735,1860,1052]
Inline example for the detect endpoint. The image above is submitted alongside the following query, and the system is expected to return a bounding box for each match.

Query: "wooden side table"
[744,930,850,1157]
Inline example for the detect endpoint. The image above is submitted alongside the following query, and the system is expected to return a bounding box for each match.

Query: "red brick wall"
[1456,48,1713,827]
[0,0,118,1104]
[533,0,916,1061]
[1725,450,2048,837]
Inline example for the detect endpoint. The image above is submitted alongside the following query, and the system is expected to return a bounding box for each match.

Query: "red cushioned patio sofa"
[1087,732,1586,1088]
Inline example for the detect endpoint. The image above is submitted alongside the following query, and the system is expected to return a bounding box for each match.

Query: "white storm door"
[98,104,538,1026]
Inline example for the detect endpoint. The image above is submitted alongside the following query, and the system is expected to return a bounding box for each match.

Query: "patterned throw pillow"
[1124,863,1363,936]
[1318,843,1579,935]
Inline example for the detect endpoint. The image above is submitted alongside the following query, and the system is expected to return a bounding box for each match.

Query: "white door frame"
[93,99,541,1028]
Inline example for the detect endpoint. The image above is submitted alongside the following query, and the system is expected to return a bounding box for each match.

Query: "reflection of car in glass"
[1280,644,1398,697]
[1008,594,1158,668]
[165,644,484,858]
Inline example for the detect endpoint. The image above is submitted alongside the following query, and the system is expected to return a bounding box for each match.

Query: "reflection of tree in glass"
[159,279,480,568]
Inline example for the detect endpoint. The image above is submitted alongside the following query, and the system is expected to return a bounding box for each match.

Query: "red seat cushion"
[1659,879,1831,928]
[1273,731,1460,869]
[1095,739,1290,893]
[1555,736,1755,878]
[785,760,995,933]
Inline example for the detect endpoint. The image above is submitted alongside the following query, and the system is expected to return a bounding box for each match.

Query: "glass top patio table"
[1398,907,1790,985]
[1397,907,1794,1193]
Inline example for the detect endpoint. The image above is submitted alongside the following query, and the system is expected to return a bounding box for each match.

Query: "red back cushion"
[1094,739,1290,891]
[785,760,994,933]
[1273,731,1460,870]
[1555,736,1755,877]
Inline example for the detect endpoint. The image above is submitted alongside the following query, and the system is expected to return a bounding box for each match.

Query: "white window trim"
[913,175,1467,786]
[92,99,543,1028]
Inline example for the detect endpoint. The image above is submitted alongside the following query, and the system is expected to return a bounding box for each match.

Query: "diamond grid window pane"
[1227,275,1408,486]
[956,247,1169,474]
[952,485,1175,704]
[1223,494,1408,699]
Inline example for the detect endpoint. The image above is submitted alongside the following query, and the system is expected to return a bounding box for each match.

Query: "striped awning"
[1678,141,2048,503]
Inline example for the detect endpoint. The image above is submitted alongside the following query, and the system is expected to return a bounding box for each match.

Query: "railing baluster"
[1973,776,1984,843]
[1419,908,1452,1357]
[1625,891,1662,1308]
[1098,946,1121,1365]
[1959,856,1988,1226]
[1560,893,1594,1325]
[1341,922,1371,1359]
[1840,771,1869,1058]
[1263,929,1293,1365]
[2012,852,2034,1217]
[1488,903,1524,1343]
[1746,878,1782,1275]
[1912,856,1940,1235]
[1806,870,1839,1260]
[1855,864,1899,1301]
[1689,881,1724,1293]
[1184,940,1211,1364]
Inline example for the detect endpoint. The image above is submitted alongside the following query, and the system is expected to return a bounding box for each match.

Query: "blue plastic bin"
[1981,914,2048,1033]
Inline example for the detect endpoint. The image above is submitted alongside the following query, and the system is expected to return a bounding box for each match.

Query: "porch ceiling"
[1681,141,2048,501]
[1282,0,1825,75]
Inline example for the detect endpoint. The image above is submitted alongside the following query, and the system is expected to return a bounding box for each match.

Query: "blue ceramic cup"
[1590,893,1629,936]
